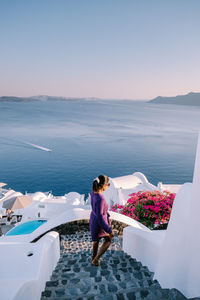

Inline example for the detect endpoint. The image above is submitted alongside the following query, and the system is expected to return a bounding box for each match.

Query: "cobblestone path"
[41,231,189,300]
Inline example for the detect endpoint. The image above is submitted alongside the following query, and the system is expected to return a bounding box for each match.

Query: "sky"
[0,0,200,99]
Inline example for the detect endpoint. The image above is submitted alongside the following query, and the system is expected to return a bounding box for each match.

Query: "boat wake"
[20,141,52,152]
[0,137,52,152]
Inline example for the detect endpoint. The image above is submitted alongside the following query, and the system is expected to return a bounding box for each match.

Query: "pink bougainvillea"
[111,190,176,229]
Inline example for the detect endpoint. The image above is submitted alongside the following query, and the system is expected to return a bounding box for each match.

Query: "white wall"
[154,132,200,298]
[0,231,60,300]
[123,226,165,271]
[187,132,200,297]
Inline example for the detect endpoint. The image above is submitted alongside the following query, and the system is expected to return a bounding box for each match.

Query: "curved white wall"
[0,231,60,300]
[154,132,200,298]
[2,208,150,244]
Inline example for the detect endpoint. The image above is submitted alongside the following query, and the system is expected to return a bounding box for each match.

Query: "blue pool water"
[6,220,47,236]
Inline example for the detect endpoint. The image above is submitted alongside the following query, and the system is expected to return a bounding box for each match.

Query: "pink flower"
[111,189,175,229]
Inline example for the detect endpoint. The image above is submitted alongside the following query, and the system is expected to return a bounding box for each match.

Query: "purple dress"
[89,191,112,241]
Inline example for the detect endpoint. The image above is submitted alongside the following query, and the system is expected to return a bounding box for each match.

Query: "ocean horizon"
[0,99,199,196]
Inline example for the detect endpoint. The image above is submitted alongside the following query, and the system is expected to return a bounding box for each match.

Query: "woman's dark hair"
[93,174,109,192]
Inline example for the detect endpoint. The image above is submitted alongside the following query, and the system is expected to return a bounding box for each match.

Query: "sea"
[0,99,199,197]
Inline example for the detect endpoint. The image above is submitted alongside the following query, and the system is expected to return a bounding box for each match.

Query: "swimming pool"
[6,220,47,236]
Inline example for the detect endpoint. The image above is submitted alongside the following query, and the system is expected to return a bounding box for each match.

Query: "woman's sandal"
[91,259,100,266]
[91,257,104,262]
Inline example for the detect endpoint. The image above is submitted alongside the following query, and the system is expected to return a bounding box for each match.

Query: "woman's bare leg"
[92,236,112,265]
[92,240,100,261]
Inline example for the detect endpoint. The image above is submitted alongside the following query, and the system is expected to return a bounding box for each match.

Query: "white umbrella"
[3,195,32,210]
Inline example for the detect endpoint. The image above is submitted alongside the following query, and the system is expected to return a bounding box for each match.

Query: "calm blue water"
[0,99,199,196]
[6,220,47,235]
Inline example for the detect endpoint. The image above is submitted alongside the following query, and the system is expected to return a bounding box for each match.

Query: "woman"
[89,174,114,266]
[6,209,13,222]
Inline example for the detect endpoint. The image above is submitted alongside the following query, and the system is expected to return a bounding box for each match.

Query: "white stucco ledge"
[0,208,91,243]
[0,231,60,300]
[123,226,166,271]
[109,211,150,231]
[1,208,151,244]
[110,211,166,272]
[110,211,167,271]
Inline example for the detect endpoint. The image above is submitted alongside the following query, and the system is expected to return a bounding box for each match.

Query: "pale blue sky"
[0,0,200,99]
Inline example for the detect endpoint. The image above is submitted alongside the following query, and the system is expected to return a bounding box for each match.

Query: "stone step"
[41,231,188,300]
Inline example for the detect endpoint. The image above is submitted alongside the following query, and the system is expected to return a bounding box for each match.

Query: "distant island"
[0,95,140,102]
[149,92,200,106]
[0,95,102,102]
[1,93,200,105]
[0,96,36,102]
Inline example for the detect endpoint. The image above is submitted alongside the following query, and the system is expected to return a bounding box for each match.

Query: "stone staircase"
[41,231,189,300]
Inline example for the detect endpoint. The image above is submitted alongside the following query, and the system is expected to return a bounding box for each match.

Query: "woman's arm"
[96,195,112,234]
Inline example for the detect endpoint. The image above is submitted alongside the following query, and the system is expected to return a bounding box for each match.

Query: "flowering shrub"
[111,190,176,229]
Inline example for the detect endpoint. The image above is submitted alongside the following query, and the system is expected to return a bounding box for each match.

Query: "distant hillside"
[0,95,101,102]
[149,92,200,106]
[0,96,39,102]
